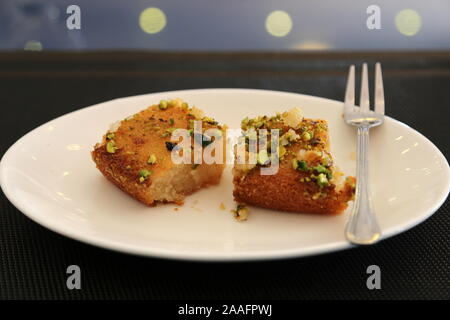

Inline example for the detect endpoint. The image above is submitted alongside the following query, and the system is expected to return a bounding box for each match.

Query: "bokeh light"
[265,10,292,37]
[139,7,166,34]
[24,40,43,51]
[293,40,331,51]
[395,9,422,36]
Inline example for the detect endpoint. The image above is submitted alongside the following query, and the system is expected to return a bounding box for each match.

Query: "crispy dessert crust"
[233,166,355,214]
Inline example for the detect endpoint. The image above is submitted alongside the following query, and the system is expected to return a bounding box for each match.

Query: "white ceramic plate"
[1,89,449,261]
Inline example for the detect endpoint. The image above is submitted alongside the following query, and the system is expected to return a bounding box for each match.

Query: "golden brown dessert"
[233,108,355,214]
[92,98,226,206]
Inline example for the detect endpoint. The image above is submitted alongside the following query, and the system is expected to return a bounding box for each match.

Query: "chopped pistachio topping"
[241,117,249,128]
[280,136,289,146]
[257,149,270,165]
[321,155,332,167]
[158,100,168,110]
[294,158,332,187]
[317,173,329,187]
[231,204,248,221]
[296,160,309,171]
[278,145,286,159]
[313,164,332,179]
[106,140,117,153]
[181,102,189,110]
[241,115,269,130]
[201,116,218,125]
[138,169,152,183]
[292,159,299,170]
[280,129,299,146]
[302,132,312,141]
[169,118,174,125]
[292,159,309,171]
[254,121,263,128]
[147,154,157,164]
[106,132,115,140]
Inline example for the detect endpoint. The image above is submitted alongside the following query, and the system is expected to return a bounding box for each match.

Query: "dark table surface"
[0,51,448,300]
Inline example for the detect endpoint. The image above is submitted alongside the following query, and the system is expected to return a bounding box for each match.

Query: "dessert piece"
[92,98,226,206]
[232,108,355,214]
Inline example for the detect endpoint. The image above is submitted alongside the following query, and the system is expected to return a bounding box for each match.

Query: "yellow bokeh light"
[293,40,331,51]
[265,10,292,37]
[24,40,43,51]
[395,9,422,36]
[139,7,166,34]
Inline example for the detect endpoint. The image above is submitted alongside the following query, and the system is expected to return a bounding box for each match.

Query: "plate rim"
[1,88,449,261]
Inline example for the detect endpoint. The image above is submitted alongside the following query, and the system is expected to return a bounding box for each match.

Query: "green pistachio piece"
[317,173,329,187]
[302,132,312,141]
[241,117,249,129]
[231,204,248,221]
[278,145,286,159]
[147,154,157,164]
[313,164,332,179]
[106,140,117,153]
[257,149,270,165]
[158,100,168,110]
[202,116,218,125]
[138,169,152,182]
[297,160,308,171]
[106,132,115,140]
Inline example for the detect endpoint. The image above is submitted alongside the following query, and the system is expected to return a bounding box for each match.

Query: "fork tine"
[360,63,370,112]
[374,62,385,115]
[344,65,355,112]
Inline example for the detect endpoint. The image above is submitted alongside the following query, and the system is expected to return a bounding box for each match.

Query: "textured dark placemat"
[0,51,448,300]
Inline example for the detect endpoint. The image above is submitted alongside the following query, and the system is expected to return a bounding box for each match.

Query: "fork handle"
[345,126,381,245]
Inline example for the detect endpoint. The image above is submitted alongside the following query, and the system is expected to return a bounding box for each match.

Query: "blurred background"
[1,0,449,52]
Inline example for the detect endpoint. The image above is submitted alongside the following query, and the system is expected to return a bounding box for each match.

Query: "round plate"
[1,89,449,261]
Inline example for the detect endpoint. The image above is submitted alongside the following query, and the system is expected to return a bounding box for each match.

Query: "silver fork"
[344,63,384,245]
